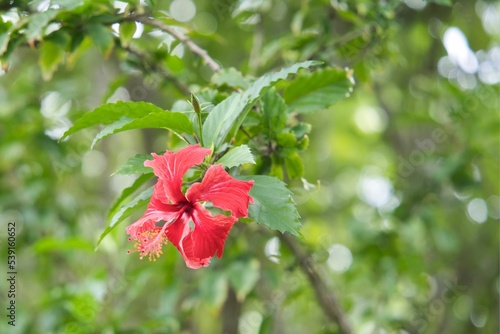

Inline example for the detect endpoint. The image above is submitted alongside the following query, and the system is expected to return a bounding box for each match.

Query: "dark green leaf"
[283,67,355,113]
[87,24,114,57]
[97,186,153,247]
[61,101,169,140]
[91,111,193,148]
[113,154,153,175]
[203,61,321,148]
[262,89,286,139]
[238,175,301,235]
[217,145,255,168]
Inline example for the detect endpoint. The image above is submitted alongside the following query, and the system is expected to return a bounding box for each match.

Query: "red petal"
[186,164,254,218]
[144,144,212,204]
[126,192,183,239]
[166,203,237,269]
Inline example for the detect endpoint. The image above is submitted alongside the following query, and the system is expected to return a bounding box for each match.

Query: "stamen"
[127,230,168,261]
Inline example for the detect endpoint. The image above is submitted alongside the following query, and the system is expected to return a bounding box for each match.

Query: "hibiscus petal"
[186,164,254,218]
[144,144,212,204]
[125,193,182,239]
[167,203,237,269]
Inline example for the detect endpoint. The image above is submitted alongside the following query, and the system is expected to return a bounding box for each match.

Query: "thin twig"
[278,233,352,334]
[128,15,221,72]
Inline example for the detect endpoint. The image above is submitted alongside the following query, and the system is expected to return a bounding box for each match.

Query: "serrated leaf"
[25,10,59,41]
[87,23,114,58]
[283,67,355,113]
[262,89,286,139]
[202,61,321,148]
[113,154,153,175]
[107,173,153,221]
[238,175,301,235]
[97,186,153,247]
[91,111,193,148]
[227,259,260,301]
[119,21,136,48]
[217,145,255,168]
[211,67,249,89]
[61,101,168,140]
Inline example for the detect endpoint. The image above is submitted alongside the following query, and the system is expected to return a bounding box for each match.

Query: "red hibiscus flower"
[126,144,254,269]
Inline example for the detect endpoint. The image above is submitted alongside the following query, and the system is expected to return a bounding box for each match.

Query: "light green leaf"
[113,154,153,175]
[261,89,286,139]
[284,152,304,179]
[238,175,301,236]
[243,60,322,102]
[211,67,249,89]
[217,145,255,168]
[0,20,12,55]
[227,259,260,301]
[61,101,168,140]
[107,173,153,222]
[119,21,136,48]
[25,10,59,41]
[202,93,244,148]
[203,61,321,148]
[39,41,65,81]
[87,23,114,58]
[91,111,193,148]
[283,67,355,113]
[38,31,70,80]
[97,186,153,247]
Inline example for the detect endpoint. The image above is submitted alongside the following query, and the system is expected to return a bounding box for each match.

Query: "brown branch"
[128,15,221,72]
[278,233,352,334]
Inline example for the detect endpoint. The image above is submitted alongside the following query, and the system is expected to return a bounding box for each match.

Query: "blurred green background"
[0,0,498,333]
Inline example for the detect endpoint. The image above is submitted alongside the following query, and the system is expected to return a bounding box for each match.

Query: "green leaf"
[202,93,244,148]
[0,20,12,55]
[119,21,136,48]
[91,111,193,148]
[284,151,304,179]
[39,31,70,81]
[61,101,168,140]
[283,67,355,113]
[39,41,65,81]
[25,10,59,41]
[87,24,114,58]
[203,61,321,148]
[113,154,153,175]
[226,259,260,301]
[217,145,255,168]
[211,67,249,89]
[238,175,301,235]
[261,89,286,139]
[97,186,153,247]
[107,173,153,221]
